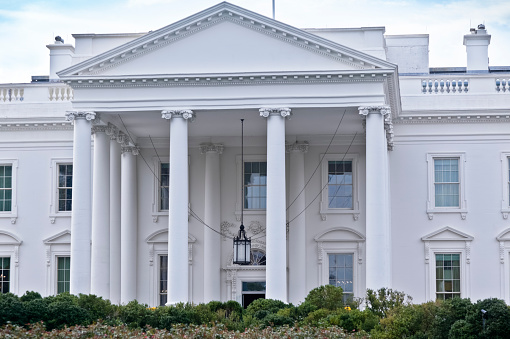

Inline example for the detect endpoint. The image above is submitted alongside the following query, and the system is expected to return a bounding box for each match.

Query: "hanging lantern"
[233,224,251,265]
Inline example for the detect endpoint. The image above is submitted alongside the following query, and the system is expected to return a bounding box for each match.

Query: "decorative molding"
[65,111,96,122]
[161,109,194,120]
[199,143,224,154]
[359,106,393,150]
[500,241,505,264]
[148,244,154,266]
[424,241,430,264]
[358,105,391,116]
[91,125,108,134]
[259,107,291,118]
[286,141,309,153]
[0,122,72,131]
[121,145,139,155]
[395,114,510,124]
[220,220,265,241]
[465,241,471,264]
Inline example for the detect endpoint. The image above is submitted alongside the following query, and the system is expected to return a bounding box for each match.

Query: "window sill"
[426,208,467,220]
[501,209,510,220]
[235,210,266,221]
[0,211,17,224]
[320,202,359,221]
[49,212,71,224]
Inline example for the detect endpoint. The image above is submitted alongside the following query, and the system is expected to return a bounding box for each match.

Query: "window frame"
[319,154,359,221]
[426,153,467,220]
[43,229,71,295]
[56,256,71,294]
[151,156,190,223]
[434,253,461,300]
[327,253,355,301]
[49,158,73,223]
[0,160,18,223]
[236,155,267,219]
[0,256,11,294]
[500,153,510,219]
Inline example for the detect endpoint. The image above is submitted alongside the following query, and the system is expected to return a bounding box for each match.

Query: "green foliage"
[77,293,115,322]
[0,293,25,326]
[245,298,289,317]
[304,285,344,310]
[303,308,331,326]
[463,298,510,338]
[365,287,412,317]
[431,298,472,339]
[20,290,42,303]
[46,300,91,330]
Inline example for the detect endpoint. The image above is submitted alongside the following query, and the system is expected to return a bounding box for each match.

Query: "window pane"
[244,162,267,210]
[327,161,353,209]
[436,253,460,299]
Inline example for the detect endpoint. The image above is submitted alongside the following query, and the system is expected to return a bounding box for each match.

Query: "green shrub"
[46,301,91,330]
[245,298,289,317]
[463,298,510,338]
[448,319,472,339]
[222,300,243,319]
[303,308,331,326]
[24,298,51,324]
[431,298,472,339]
[304,285,344,310]
[0,293,25,326]
[77,294,115,322]
[365,287,412,318]
[20,291,42,303]
[117,300,149,329]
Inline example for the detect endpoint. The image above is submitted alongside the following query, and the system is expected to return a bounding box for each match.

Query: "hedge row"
[1,286,510,338]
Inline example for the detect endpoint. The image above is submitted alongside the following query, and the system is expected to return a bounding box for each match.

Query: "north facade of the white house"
[0,2,509,307]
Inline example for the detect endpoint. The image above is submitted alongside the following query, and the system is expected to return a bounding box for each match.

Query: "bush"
[46,301,91,330]
[431,298,472,339]
[0,293,25,326]
[20,291,42,303]
[245,298,289,317]
[304,285,344,311]
[463,298,510,338]
[365,287,412,318]
[77,294,115,322]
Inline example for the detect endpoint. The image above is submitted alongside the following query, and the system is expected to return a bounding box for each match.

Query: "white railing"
[421,79,469,94]
[496,79,510,92]
[0,83,73,104]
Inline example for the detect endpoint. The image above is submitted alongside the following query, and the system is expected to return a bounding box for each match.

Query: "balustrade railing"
[0,88,24,102]
[0,84,73,103]
[496,79,510,92]
[422,79,469,94]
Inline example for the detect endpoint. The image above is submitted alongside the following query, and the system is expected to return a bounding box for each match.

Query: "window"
[58,164,73,212]
[328,253,353,300]
[244,161,267,209]
[426,153,466,219]
[159,255,168,306]
[320,154,359,220]
[57,256,70,294]
[0,166,12,212]
[160,163,169,211]
[434,159,459,207]
[0,257,10,294]
[435,253,460,300]
[327,161,353,209]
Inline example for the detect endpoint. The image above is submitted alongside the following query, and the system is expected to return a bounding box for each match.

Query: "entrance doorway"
[241,281,265,308]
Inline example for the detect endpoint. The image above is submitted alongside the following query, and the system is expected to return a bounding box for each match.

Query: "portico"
[57,2,399,305]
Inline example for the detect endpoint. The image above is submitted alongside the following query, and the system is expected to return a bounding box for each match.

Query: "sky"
[0,0,509,84]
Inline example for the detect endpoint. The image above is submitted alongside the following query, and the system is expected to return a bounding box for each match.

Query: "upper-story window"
[244,161,267,210]
[58,164,73,212]
[434,158,459,207]
[328,161,353,209]
[0,166,12,212]
[160,163,169,211]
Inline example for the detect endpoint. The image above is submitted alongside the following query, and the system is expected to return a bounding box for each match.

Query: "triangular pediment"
[43,230,71,244]
[314,227,365,242]
[58,2,394,79]
[421,226,474,242]
[0,231,22,245]
[146,229,196,243]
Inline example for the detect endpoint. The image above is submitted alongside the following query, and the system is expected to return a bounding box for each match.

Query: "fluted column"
[120,145,138,304]
[108,126,122,304]
[260,107,291,303]
[162,109,194,305]
[65,111,95,295]
[359,106,391,290]
[91,125,110,299]
[287,141,308,304]
[201,143,223,303]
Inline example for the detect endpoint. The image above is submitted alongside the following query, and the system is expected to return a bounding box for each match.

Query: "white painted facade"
[0,2,509,306]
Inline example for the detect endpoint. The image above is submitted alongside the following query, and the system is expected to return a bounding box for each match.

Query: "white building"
[0,2,509,307]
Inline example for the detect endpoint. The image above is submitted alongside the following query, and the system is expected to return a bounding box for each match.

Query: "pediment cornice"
[421,226,474,242]
[58,2,395,80]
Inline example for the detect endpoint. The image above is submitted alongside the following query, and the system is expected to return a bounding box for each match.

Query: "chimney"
[46,36,75,81]
[463,24,491,73]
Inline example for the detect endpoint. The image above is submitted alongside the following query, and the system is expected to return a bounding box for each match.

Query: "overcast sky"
[0,0,509,84]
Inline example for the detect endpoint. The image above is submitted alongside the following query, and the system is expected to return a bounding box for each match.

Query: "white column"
[201,143,223,303]
[108,126,122,304]
[260,107,291,303]
[359,106,391,290]
[162,109,194,305]
[65,111,95,295]
[91,125,110,299]
[120,145,138,303]
[287,141,308,304]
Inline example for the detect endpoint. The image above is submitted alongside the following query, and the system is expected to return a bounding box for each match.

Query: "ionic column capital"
[259,107,292,118]
[200,143,224,154]
[286,141,309,153]
[91,125,108,134]
[65,111,96,122]
[358,106,391,116]
[121,146,139,156]
[105,123,118,139]
[161,109,194,120]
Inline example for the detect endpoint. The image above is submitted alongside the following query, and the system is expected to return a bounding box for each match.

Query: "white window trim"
[43,229,70,296]
[151,156,191,223]
[426,153,467,220]
[496,228,510,304]
[500,153,510,219]
[319,154,360,221]
[0,230,21,295]
[146,229,195,307]
[314,227,365,300]
[49,158,72,224]
[0,159,18,224]
[235,155,267,220]
[422,226,472,301]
